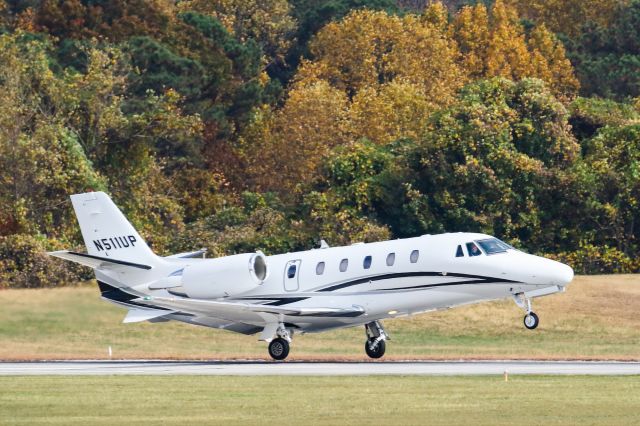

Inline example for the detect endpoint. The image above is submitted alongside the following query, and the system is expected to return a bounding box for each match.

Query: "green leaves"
[1,0,640,287]
[565,0,640,99]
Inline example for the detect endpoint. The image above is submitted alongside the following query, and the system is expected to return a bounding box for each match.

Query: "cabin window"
[386,252,395,266]
[316,261,325,275]
[455,245,464,257]
[466,242,482,257]
[363,256,372,269]
[287,264,297,278]
[339,258,349,272]
[410,250,419,263]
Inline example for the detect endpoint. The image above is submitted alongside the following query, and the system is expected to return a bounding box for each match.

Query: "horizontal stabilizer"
[123,308,175,323]
[135,296,366,318]
[48,250,152,270]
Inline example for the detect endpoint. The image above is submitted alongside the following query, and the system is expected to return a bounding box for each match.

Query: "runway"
[1,360,639,376]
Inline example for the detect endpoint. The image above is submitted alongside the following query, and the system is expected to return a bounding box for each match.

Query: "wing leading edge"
[136,296,366,318]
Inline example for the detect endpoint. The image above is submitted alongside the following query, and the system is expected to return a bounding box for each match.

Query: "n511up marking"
[94,235,136,251]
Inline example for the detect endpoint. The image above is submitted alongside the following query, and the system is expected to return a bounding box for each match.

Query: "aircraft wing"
[134,296,366,318]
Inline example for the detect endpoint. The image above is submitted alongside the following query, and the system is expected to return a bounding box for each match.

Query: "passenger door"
[283,259,301,292]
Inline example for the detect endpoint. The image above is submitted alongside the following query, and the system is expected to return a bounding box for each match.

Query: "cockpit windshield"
[476,238,513,255]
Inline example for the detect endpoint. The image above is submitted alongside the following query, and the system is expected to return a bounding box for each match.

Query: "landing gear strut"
[513,293,539,330]
[365,321,389,359]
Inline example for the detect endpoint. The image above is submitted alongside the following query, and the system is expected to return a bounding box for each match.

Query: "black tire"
[268,338,290,360]
[524,312,539,330]
[365,338,386,359]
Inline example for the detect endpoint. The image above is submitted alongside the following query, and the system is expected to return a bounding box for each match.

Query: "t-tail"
[49,192,160,271]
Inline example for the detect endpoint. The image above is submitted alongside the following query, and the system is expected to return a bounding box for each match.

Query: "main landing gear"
[513,293,540,330]
[264,321,391,360]
[265,323,292,361]
[365,321,389,359]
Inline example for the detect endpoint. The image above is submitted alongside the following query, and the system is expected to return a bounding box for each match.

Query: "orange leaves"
[453,0,579,100]
[506,0,626,38]
[238,81,350,192]
[307,9,465,104]
[238,3,581,194]
[349,81,435,145]
[528,25,580,101]
[485,0,531,79]
[451,3,490,78]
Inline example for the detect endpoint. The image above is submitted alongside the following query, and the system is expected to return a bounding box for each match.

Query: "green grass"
[1,275,639,360]
[1,376,639,425]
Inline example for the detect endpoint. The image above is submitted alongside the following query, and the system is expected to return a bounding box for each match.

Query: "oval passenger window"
[386,253,395,266]
[363,256,372,269]
[316,261,325,275]
[339,258,349,272]
[410,250,419,263]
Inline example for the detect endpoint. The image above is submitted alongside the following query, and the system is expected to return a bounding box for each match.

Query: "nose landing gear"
[513,293,539,330]
[365,321,389,359]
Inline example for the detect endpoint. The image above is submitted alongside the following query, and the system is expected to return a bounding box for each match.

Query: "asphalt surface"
[1,360,639,376]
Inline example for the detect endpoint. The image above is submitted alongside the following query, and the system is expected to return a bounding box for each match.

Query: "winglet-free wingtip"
[47,250,70,258]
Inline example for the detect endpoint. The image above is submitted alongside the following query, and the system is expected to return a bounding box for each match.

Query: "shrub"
[0,234,90,288]
[547,243,639,274]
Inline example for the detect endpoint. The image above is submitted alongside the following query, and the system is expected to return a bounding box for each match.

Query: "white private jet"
[50,192,574,360]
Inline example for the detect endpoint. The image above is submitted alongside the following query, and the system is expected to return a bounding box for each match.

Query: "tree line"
[0,0,639,287]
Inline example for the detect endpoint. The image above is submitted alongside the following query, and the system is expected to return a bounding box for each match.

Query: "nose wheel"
[513,293,540,330]
[524,312,539,330]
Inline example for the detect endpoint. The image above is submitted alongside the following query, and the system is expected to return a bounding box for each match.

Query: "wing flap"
[123,308,175,323]
[135,296,365,318]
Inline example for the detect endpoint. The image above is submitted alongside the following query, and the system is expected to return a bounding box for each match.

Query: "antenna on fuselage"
[319,239,330,249]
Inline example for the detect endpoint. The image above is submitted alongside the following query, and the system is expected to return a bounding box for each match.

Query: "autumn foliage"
[0,0,639,287]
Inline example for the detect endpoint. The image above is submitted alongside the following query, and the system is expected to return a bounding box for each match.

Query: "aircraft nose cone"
[554,262,574,286]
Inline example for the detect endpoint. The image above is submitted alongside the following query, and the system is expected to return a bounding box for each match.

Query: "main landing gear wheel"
[364,321,389,359]
[524,312,539,330]
[365,339,386,359]
[268,338,290,361]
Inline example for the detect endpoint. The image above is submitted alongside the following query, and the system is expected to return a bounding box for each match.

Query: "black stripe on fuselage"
[317,272,519,293]
[265,297,309,306]
[378,279,516,292]
[234,296,311,306]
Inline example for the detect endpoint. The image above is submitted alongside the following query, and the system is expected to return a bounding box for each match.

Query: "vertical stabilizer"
[70,192,158,265]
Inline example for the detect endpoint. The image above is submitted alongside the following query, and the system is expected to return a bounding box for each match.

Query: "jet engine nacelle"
[180,252,268,299]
